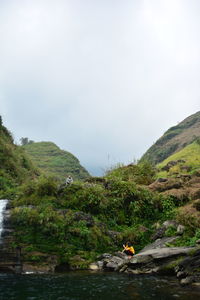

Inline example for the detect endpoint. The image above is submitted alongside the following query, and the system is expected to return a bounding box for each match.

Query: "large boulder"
[90,237,200,286]
[141,236,178,252]
[175,248,200,286]
[133,247,193,260]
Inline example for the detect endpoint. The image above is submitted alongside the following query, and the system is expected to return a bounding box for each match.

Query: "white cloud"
[0,0,199,175]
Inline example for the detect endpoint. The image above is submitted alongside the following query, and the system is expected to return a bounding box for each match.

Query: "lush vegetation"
[22,142,90,182]
[0,117,39,199]
[10,163,179,269]
[105,160,156,185]
[141,111,200,164]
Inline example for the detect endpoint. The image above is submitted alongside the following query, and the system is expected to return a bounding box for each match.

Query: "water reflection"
[0,272,199,300]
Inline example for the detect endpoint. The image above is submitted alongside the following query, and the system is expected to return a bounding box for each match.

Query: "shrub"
[165,225,177,237]
[105,161,155,185]
[36,176,58,197]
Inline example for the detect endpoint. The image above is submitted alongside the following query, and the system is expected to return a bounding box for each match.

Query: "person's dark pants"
[124,250,134,256]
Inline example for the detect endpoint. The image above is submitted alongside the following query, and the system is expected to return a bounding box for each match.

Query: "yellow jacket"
[124,245,135,254]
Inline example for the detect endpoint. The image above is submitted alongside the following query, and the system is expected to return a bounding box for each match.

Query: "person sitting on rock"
[122,242,135,257]
[65,175,73,185]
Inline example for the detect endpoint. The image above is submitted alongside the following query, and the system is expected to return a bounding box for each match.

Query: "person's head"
[127,242,131,247]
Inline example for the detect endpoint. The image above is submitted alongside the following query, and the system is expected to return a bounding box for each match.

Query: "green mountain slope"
[157,140,200,177]
[0,117,39,197]
[141,111,200,164]
[22,142,90,181]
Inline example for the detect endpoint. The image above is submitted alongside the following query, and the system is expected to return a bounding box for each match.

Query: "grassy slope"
[157,141,200,177]
[0,123,39,198]
[141,111,200,164]
[23,142,90,182]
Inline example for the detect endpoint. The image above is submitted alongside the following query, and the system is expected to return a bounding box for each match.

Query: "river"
[0,272,199,300]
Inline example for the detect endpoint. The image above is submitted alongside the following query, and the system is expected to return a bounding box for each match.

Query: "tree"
[20,137,29,146]
[20,137,35,145]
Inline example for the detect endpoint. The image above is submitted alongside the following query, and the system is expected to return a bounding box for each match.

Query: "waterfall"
[0,199,8,241]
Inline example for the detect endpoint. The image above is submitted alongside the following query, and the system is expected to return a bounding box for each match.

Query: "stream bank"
[89,237,200,288]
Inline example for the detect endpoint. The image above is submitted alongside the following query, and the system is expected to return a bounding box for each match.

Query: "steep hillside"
[141,111,200,164]
[22,142,90,181]
[0,117,39,198]
[157,140,200,177]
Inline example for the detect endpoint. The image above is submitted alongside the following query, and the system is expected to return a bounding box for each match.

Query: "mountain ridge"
[141,111,200,164]
[22,141,90,181]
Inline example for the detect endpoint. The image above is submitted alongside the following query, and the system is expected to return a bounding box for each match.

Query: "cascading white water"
[0,199,8,240]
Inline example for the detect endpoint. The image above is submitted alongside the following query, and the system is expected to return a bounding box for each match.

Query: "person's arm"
[130,247,135,254]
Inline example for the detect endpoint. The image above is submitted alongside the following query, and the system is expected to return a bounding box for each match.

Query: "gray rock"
[177,225,185,235]
[97,261,104,269]
[141,237,178,252]
[105,256,124,271]
[196,239,200,245]
[151,227,166,241]
[114,251,129,260]
[177,271,187,279]
[135,247,193,260]
[129,255,152,265]
[192,282,200,287]
[163,220,177,228]
[89,263,99,271]
[97,253,112,260]
[180,276,194,286]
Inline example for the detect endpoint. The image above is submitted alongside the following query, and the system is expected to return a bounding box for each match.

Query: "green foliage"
[141,111,200,165]
[184,228,200,246]
[157,141,200,177]
[165,225,177,237]
[11,205,115,265]
[22,141,90,182]
[169,227,200,247]
[105,160,155,185]
[0,123,39,198]
[161,196,176,219]
[11,164,177,267]
[36,176,58,197]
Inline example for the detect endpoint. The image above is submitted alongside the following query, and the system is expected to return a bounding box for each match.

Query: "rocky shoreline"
[89,238,200,288]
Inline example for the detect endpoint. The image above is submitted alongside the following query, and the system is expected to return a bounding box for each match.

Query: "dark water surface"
[0,272,199,300]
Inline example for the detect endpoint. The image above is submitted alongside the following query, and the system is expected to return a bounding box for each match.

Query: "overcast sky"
[0,0,200,175]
